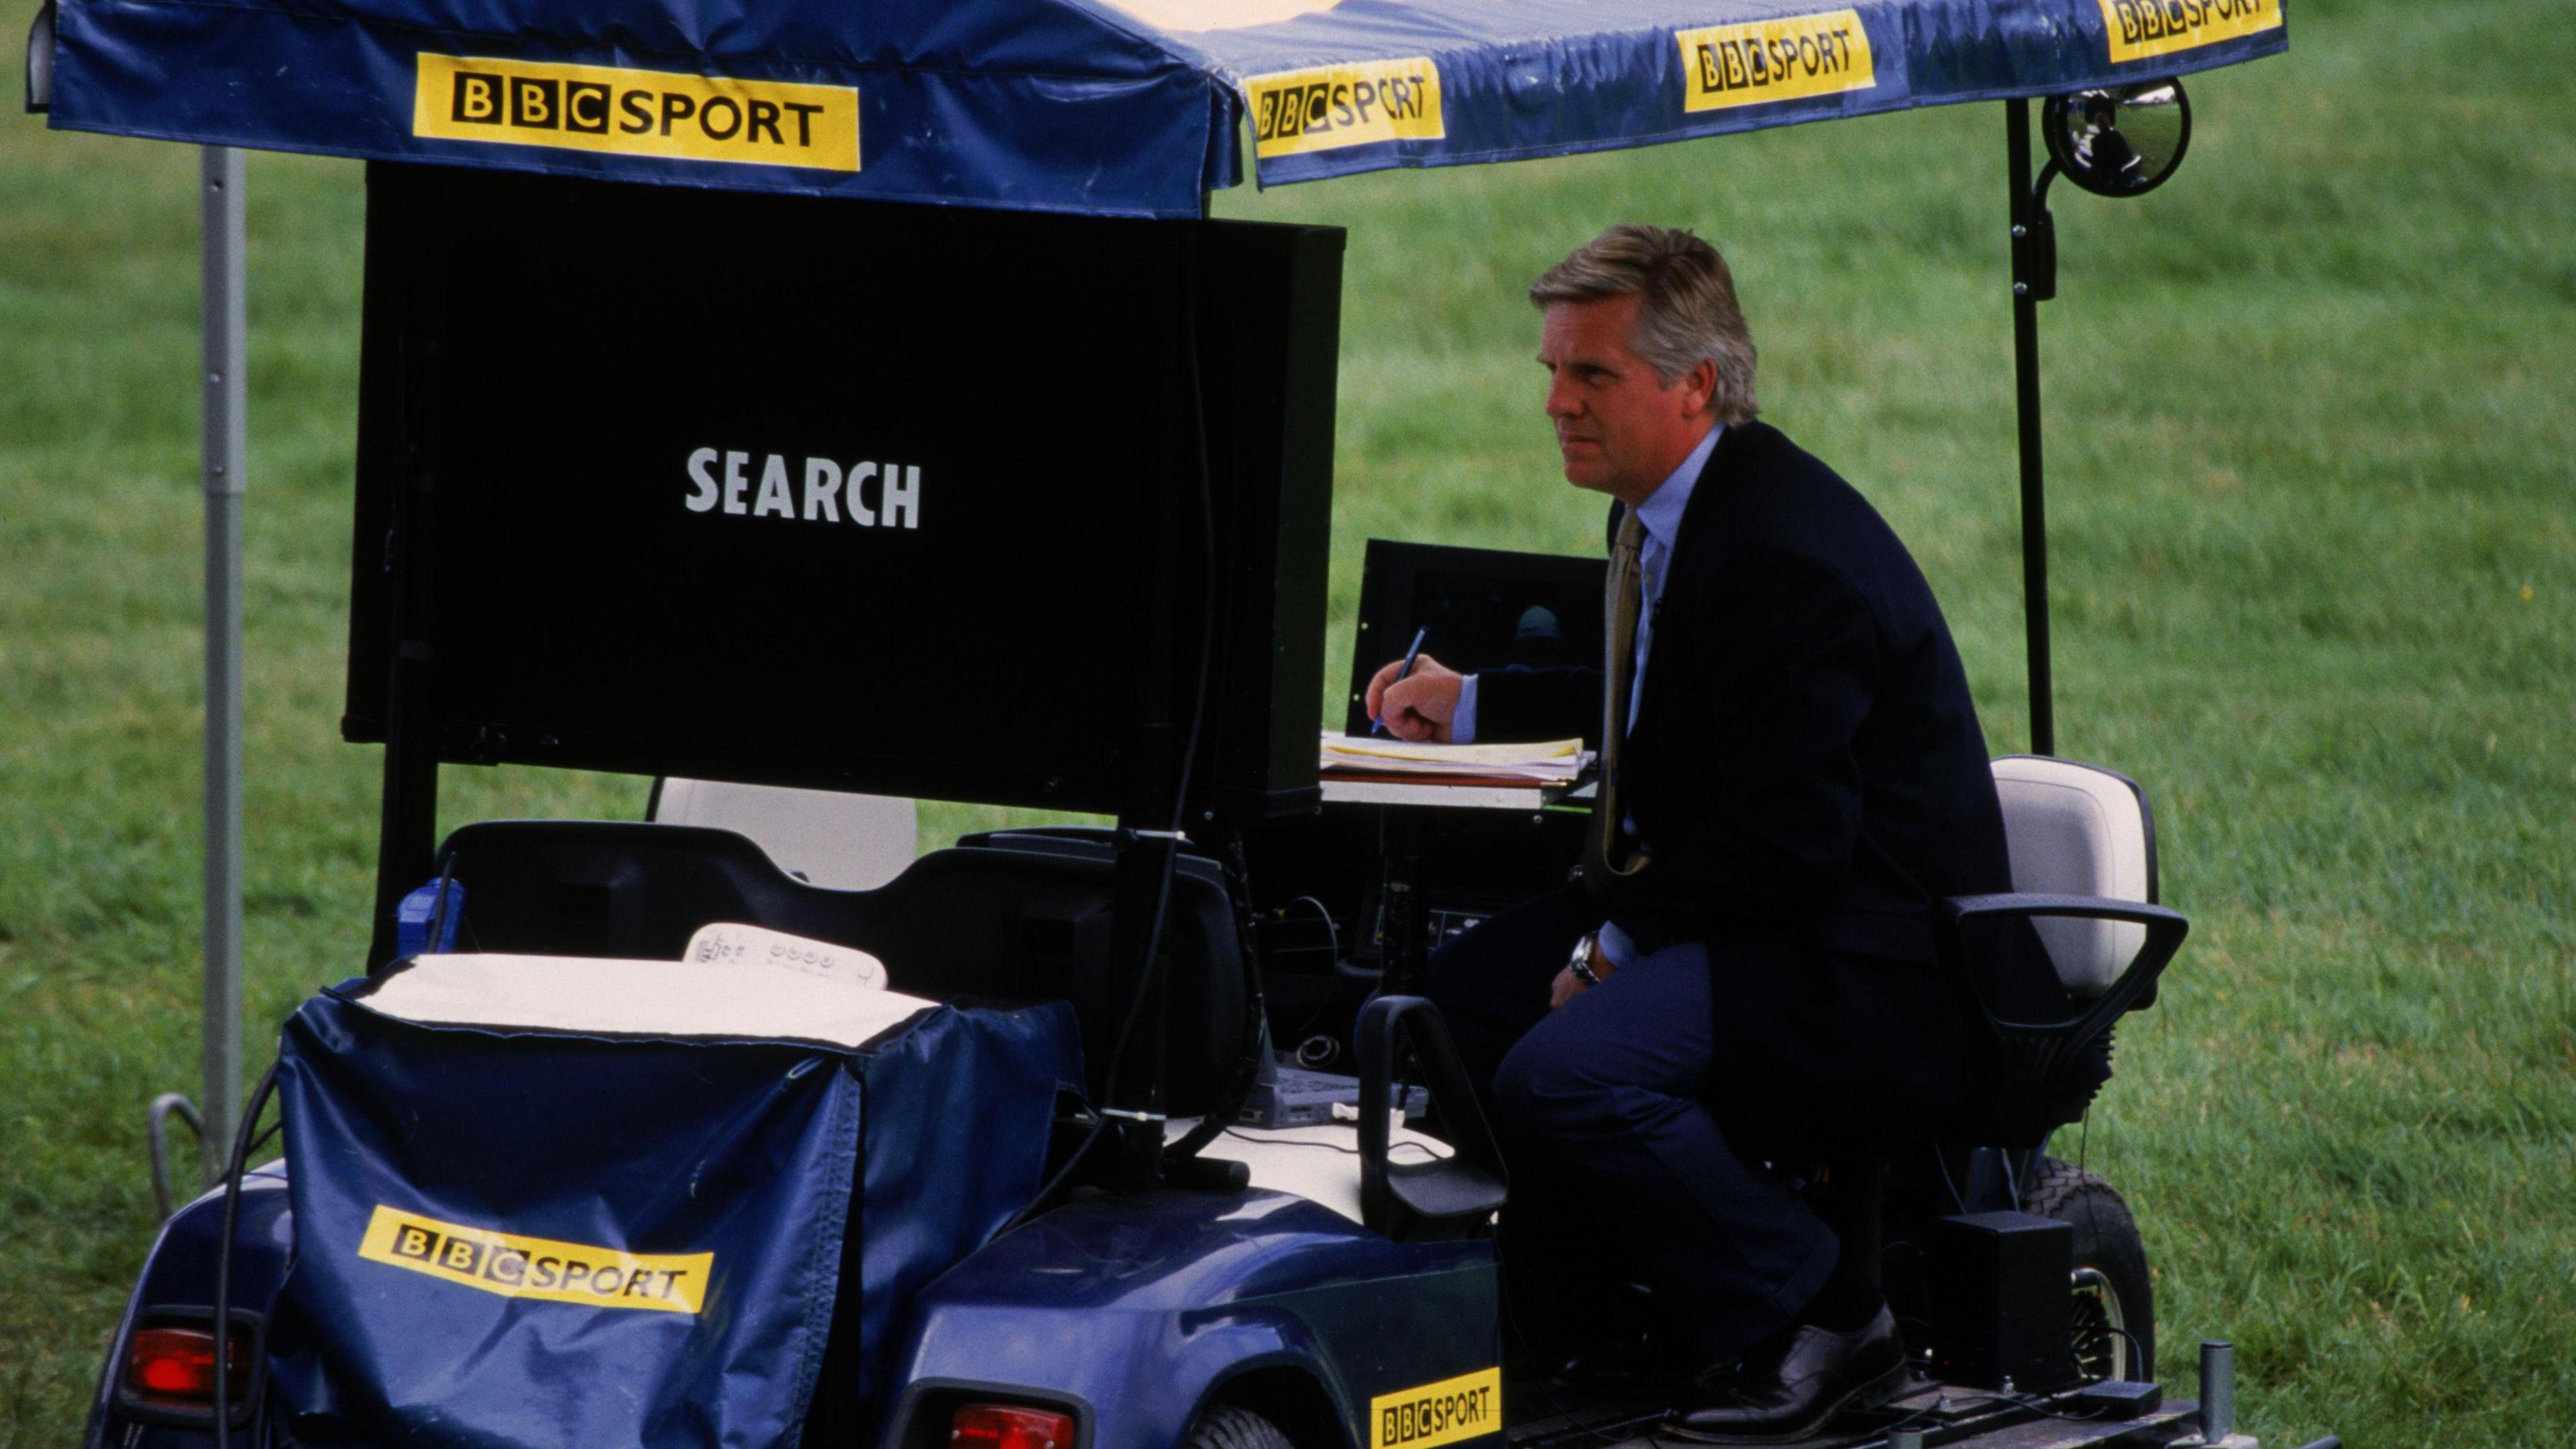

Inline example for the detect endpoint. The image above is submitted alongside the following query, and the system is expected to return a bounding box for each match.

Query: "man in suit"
[1364,225,2036,1440]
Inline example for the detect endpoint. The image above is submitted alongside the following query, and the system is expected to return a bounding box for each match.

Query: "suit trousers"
[1425,887,1839,1362]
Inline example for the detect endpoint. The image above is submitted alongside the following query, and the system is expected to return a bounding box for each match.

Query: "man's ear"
[1680,356,1719,418]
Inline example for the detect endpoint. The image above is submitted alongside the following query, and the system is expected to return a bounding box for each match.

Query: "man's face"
[1538,294,1714,502]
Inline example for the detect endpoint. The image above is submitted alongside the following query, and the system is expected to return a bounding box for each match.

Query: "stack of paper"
[1318,732,1590,788]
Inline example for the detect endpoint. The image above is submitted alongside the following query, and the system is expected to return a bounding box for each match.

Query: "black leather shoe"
[1662,1306,1905,1443]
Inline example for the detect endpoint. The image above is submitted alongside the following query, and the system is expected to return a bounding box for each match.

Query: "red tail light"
[124,1326,252,1405]
[951,1402,1075,1449]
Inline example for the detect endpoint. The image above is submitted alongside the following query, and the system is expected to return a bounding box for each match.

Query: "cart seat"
[423,820,1244,1114]
[1990,756,2157,998]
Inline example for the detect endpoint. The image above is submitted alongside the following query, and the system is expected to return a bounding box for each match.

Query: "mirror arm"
[2031,157,2064,213]
[2029,202,2057,304]
[2012,162,2061,306]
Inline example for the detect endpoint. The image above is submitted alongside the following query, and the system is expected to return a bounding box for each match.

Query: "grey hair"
[1529,224,1758,425]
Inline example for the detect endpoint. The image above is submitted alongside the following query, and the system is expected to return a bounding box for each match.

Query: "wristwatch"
[1568,931,1605,988]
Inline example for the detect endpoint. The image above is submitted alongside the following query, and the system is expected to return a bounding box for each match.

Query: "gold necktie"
[1584,509,1650,896]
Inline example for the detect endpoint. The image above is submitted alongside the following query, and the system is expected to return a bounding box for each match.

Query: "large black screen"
[347,166,1340,818]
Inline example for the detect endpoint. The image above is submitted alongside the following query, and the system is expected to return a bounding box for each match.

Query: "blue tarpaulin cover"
[266,971,1079,1447]
[46,0,2284,216]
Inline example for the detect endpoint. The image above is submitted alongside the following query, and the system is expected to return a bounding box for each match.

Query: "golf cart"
[30,0,2336,1444]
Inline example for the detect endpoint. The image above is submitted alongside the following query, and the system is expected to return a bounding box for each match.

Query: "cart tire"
[1185,1405,1297,1449]
[2023,1158,2155,1383]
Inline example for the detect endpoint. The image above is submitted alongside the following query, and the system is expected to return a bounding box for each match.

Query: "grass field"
[3,0,2571,1442]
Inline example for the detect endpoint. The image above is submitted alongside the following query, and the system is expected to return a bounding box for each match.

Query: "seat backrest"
[1990,757,2157,998]
[648,778,917,891]
[437,820,837,959]
[861,845,1244,1114]
[430,820,1243,1114]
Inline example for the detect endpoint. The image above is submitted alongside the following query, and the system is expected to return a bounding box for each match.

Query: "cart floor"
[1507,1379,2204,1448]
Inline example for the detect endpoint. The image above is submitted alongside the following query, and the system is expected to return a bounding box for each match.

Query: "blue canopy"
[45,0,2284,217]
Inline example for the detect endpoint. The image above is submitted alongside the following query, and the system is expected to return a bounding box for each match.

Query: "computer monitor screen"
[1342,540,1606,737]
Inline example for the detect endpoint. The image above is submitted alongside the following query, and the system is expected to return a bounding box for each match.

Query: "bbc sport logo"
[413,54,860,172]
[2096,0,2282,63]
[357,1204,714,1314]
[1245,58,1445,160]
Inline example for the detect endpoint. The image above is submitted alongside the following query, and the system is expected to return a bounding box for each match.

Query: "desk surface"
[1318,778,1593,812]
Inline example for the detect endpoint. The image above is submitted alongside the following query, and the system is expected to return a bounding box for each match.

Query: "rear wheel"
[2023,1157,2155,1383]
[1185,1405,1297,1449]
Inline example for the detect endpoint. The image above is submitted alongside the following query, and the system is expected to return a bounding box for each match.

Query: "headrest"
[649,778,916,891]
[1990,757,2157,997]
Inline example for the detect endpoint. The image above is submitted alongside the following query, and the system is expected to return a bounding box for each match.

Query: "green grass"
[5,0,2572,1441]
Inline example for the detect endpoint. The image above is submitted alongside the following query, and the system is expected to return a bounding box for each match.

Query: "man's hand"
[1549,932,1615,1008]
[1364,653,1464,742]
[1549,965,1585,1009]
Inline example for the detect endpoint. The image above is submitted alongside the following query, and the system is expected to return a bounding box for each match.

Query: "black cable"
[421,853,458,957]
[1935,1146,1970,1215]
[1291,896,1340,962]
[2076,1322,2151,1379]
[1915,1379,2109,1427]
[1837,1393,1947,1446]
[1992,1386,2108,1424]
[1167,834,1269,1163]
[211,1061,281,1445]
[1218,1128,1442,1162]
[1004,223,1220,1225]
[1002,800,1187,1226]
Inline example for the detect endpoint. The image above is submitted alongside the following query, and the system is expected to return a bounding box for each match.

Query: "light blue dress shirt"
[1453,422,1721,745]
[1452,423,1722,971]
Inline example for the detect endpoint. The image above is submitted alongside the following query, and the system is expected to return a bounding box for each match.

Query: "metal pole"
[199,146,247,1183]
[2006,100,2056,757]
[2198,1340,2237,1442]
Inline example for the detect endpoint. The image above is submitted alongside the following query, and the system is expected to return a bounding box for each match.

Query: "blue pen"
[1371,626,1431,737]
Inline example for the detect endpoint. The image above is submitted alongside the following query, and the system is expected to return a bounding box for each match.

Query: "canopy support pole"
[2005,100,2055,757]
[199,145,246,1181]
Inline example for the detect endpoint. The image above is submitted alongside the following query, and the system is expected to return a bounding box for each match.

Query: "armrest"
[1356,996,1508,1241]
[1934,892,2188,1032]
[1935,894,2189,1144]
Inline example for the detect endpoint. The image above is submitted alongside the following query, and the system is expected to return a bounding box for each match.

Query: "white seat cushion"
[368,951,934,1049]
[1990,757,2154,997]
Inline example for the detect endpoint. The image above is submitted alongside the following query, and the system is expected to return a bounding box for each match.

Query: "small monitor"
[1342,540,1606,737]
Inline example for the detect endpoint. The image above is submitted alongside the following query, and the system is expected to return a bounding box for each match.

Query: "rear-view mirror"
[2044,79,2192,197]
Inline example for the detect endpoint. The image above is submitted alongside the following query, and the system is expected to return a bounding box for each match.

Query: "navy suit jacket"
[1474,421,2051,1146]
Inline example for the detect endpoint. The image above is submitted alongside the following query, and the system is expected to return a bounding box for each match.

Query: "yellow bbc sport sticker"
[1371,1367,1500,1448]
[1677,9,1876,114]
[2098,0,2282,64]
[358,1205,714,1314]
[415,54,859,172]
[1246,57,1443,160]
